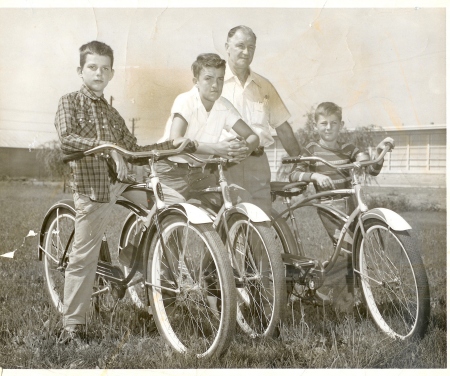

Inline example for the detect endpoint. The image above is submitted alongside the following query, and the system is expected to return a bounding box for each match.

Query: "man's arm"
[275,122,301,157]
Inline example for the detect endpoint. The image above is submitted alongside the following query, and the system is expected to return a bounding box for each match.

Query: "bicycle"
[269,144,431,339]
[38,140,237,358]
[121,153,287,339]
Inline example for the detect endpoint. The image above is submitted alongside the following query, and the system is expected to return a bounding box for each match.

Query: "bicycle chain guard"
[96,261,127,299]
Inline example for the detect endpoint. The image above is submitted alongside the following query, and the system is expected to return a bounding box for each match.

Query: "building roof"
[380,124,446,132]
[273,123,447,136]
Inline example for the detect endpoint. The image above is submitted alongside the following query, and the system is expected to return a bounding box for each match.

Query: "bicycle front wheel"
[356,219,430,339]
[145,215,236,358]
[42,206,76,313]
[227,214,286,338]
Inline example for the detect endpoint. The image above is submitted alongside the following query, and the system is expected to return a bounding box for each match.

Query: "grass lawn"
[0,181,446,369]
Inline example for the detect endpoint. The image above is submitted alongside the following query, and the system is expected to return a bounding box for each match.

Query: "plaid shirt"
[55,84,173,202]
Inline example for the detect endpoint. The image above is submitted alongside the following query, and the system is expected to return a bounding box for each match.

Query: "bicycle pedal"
[306,291,331,307]
[282,253,316,268]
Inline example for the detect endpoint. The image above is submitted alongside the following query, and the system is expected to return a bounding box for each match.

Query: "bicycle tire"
[42,205,76,313]
[119,213,147,310]
[227,214,286,338]
[145,214,236,358]
[355,218,430,339]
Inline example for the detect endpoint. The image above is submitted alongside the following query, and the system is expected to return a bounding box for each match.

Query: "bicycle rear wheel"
[227,214,286,338]
[145,214,236,358]
[356,219,430,339]
[42,206,76,313]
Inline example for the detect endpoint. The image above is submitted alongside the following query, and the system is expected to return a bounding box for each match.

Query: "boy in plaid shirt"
[54,41,183,342]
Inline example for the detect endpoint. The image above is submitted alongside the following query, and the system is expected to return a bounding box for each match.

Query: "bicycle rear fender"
[233,203,271,222]
[38,199,75,261]
[270,208,302,256]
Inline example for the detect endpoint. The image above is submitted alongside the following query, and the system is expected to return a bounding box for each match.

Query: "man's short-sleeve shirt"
[220,67,291,147]
[160,86,241,161]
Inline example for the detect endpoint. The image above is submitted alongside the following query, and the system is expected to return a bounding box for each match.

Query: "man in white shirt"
[221,25,301,215]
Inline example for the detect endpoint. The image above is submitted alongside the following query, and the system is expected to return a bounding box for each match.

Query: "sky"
[0,1,446,148]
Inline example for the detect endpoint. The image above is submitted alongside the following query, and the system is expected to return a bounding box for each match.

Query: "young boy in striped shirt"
[289,102,394,311]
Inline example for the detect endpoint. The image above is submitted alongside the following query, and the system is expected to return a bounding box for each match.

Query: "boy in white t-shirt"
[157,53,259,199]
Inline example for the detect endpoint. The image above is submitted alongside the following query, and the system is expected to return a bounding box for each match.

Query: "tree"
[37,140,70,191]
[277,107,387,180]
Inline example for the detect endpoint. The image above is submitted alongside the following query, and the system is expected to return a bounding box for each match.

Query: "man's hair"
[227,25,257,42]
[315,102,343,122]
[79,41,114,68]
[191,53,226,79]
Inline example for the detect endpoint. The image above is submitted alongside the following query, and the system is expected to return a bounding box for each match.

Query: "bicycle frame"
[273,144,412,281]
[38,141,214,298]
[188,158,271,284]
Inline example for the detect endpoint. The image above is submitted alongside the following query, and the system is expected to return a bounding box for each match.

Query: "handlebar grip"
[62,151,85,163]
[183,140,198,154]
[385,142,395,150]
[282,156,301,164]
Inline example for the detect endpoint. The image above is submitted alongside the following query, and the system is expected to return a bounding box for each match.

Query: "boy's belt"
[250,146,265,157]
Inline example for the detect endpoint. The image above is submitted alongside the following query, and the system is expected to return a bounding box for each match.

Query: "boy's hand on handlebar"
[110,149,128,181]
[377,137,395,153]
[311,173,335,190]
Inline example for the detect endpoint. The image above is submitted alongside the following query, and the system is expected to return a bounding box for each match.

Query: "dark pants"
[317,197,355,311]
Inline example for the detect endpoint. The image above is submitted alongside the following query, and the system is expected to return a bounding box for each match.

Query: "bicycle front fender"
[38,199,75,261]
[361,208,412,232]
[352,208,413,285]
[172,203,213,224]
[233,203,271,223]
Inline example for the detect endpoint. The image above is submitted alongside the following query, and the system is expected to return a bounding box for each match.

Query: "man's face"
[225,30,256,70]
[194,66,225,109]
[77,53,114,97]
[315,114,344,145]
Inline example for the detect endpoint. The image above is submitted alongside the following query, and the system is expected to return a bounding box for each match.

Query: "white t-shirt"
[220,66,291,147]
[160,86,242,163]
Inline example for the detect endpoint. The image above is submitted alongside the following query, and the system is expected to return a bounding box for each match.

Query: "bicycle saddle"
[270,181,308,198]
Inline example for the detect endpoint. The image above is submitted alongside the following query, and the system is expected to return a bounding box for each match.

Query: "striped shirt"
[55,84,174,202]
[289,141,383,191]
